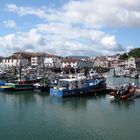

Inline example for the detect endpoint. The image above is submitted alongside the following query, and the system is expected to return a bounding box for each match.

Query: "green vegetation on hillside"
[119,48,140,60]
[119,53,129,60]
[128,48,140,58]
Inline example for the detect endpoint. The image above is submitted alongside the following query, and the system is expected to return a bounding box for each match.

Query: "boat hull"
[50,80,106,97]
[50,87,107,97]
[110,86,136,100]
[0,84,33,92]
[120,93,134,100]
[33,85,50,92]
[0,86,13,91]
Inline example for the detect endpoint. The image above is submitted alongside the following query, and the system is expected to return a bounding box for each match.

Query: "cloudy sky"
[0,0,140,56]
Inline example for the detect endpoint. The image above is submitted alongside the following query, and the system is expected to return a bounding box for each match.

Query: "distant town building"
[94,56,109,68]
[61,58,93,69]
[0,56,3,63]
[107,55,120,68]
[135,58,140,70]
[30,53,46,67]
[0,52,138,72]
[0,54,28,68]
[0,52,47,68]
[127,57,136,69]
[44,54,62,68]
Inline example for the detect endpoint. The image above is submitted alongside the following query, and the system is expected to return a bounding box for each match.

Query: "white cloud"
[61,0,140,27]
[0,21,126,56]
[3,19,17,28]
[6,0,140,27]
[5,4,50,19]
[101,36,117,47]
[0,29,46,55]
[3,0,139,56]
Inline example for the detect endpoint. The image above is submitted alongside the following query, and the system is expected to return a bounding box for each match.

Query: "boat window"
[58,81,69,87]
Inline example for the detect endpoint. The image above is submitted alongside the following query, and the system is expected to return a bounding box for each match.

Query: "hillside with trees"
[119,48,140,60]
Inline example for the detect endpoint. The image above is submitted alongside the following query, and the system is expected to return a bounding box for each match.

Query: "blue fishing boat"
[50,76,106,97]
[0,81,8,91]
[0,81,5,86]
[0,82,13,91]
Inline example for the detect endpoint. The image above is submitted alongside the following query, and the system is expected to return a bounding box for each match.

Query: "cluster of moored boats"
[114,69,139,78]
[0,77,50,92]
[0,71,139,100]
[0,72,107,97]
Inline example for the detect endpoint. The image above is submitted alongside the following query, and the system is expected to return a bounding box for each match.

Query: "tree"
[119,53,129,60]
[119,48,140,60]
[128,48,140,58]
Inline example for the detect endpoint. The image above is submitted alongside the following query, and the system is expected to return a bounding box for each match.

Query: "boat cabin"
[57,78,86,90]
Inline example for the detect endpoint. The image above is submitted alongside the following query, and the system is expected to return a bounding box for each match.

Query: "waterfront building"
[44,54,62,68]
[61,58,93,69]
[107,55,121,68]
[30,53,46,67]
[0,54,28,68]
[0,56,4,72]
[0,56,3,62]
[126,57,136,69]
[0,52,47,68]
[94,56,109,68]
[135,58,140,71]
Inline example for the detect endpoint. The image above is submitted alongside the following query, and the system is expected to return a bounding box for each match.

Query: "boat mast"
[18,54,22,81]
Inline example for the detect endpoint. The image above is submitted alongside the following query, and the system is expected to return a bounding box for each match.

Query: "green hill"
[120,48,140,60]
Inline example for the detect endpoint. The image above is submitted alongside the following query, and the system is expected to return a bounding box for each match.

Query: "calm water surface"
[0,73,140,140]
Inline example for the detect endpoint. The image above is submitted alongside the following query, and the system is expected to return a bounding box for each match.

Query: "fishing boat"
[130,71,139,78]
[0,81,5,86]
[123,69,130,77]
[0,82,33,92]
[50,74,106,97]
[33,83,50,92]
[0,81,11,91]
[110,83,136,100]
[33,76,51,92]
[113,68,123,77]
[13,76,43,85]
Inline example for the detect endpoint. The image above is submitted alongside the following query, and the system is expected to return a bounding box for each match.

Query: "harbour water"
[0,72,140,140]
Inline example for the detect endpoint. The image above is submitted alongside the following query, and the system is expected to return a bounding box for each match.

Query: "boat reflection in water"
[110,97,135,110]
[49,93,107,110]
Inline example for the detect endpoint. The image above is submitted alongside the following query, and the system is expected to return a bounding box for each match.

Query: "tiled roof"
[47,54,62,58]
[13,52,47,57]
[61,58,76,63]
[61,58,92,63]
